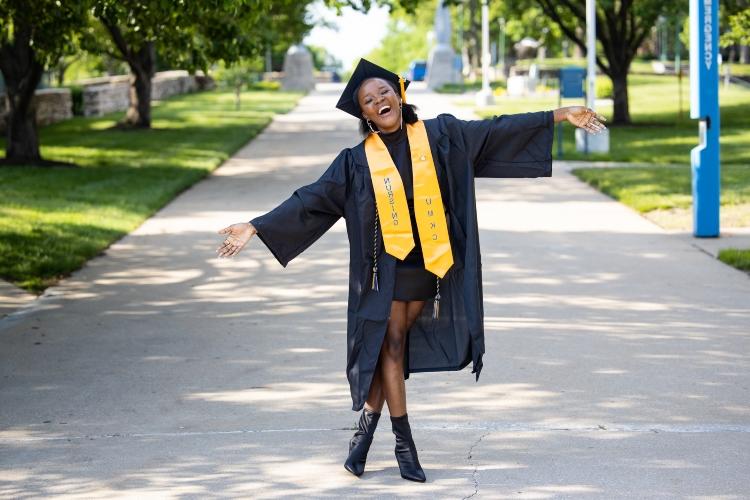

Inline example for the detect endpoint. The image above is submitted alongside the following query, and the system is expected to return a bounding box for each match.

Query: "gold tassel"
[399,76,407,104]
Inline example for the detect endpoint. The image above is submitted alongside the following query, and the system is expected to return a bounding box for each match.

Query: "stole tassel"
[432,277,441,320]
[371,209,380,292]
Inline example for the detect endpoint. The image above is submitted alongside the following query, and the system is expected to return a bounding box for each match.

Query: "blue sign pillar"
[557,67,586,158]
[690,0,721,237]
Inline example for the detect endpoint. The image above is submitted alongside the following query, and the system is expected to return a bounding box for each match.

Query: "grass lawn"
[718,249,750,272]
[572,165,750,229]
[474,74,750,165]
[0,89,302,293]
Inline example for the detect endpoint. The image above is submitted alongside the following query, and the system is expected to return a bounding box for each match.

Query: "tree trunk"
[611,71,630,124]
[123,43,155,128]
[0,25,44,164]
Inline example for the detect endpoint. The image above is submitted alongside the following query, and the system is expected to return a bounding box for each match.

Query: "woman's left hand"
[556,106,608,134]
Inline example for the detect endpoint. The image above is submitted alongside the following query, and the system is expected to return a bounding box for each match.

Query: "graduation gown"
[250,111,554,411]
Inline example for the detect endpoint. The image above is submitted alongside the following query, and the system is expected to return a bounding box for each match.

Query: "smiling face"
[357,77,402,133]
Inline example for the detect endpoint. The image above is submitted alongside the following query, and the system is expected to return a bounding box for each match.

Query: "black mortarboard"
[335,58,411,119]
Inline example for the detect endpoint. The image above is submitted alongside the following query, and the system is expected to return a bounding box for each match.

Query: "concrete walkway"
[1,84,749,499]
[0,280,36,320]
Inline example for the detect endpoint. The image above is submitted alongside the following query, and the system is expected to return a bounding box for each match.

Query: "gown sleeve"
[249,148,350,267]
[446,110,554,178]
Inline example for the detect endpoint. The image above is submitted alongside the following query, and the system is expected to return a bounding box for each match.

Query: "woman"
[216,58,606,482]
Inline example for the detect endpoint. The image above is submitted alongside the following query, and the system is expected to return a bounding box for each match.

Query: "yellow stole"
[364,120,453,278]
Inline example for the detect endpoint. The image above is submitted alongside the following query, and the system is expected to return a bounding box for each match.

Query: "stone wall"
[34,89,73,126]
[152,70,198,100]
[0,88,72,133]
[0,71,215,131]
[81,70,214,117]
[82,81,130,117]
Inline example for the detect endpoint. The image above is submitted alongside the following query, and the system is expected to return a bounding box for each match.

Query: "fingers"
[217,243,242,258]
[581,109,607,135]
[216,233,253,258]
[216,235,240,258]
[216,223,248,257]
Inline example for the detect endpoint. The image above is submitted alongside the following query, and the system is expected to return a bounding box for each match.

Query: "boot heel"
[390,413,426,482]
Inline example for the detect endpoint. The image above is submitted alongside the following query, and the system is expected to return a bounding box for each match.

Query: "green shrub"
[66,85,84,116]
[436,80,506,94]
[596,76,613,99]
[249,80,281,91]
[436,83,472,94]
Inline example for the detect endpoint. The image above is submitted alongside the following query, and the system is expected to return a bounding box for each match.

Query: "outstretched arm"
[215,148,350,266]
[446,106,607,179]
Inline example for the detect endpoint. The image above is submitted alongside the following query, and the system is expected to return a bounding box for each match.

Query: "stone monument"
[427,1,460,89]
[282,45,315,92]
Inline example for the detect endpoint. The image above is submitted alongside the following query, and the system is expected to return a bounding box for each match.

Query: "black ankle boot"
[344,408,381,476]
[390,413,426,482]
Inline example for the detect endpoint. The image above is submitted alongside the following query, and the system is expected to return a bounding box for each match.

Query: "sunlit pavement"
[1,82,749,498]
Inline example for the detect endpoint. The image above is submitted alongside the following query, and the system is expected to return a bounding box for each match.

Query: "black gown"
[250,111,555,411]
[378,126,438,301]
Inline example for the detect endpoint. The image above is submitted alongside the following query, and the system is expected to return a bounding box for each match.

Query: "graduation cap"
[335,58,411,119]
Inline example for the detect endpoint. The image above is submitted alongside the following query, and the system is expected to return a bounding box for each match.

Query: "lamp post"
[475,0,494,106]
[498,17,506,77]
[586,0,596,111]
[576,0,609,153]
[658,16,668,63]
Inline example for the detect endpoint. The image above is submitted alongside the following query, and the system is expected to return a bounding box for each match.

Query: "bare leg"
[365,300,426,414]
[405,300,425,330]
[380,300,408,417]
[364,357,385,413]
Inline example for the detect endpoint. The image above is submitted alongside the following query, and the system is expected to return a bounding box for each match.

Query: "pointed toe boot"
[344,408,381,476]
[390,413,426,482]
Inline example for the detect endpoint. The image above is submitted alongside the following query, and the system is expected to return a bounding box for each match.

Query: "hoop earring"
[367,119,380,134]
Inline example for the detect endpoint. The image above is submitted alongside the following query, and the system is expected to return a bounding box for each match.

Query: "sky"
[303,2,391,71]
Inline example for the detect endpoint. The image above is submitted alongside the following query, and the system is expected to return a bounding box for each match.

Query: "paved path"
[1,83,749,499]
[0,281,35,320]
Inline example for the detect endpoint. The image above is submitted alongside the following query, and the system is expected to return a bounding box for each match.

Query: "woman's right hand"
[216,222,257,258]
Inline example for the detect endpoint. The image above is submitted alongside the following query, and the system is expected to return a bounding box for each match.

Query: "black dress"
[378,126,438,302]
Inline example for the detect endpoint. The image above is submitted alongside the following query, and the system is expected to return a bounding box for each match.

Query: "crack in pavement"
[463,431,490,500]
[3,421,750,443]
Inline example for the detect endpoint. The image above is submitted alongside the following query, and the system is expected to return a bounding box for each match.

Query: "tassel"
[371,209,380,292]
[432,277,441,320]
[399,76,407,104]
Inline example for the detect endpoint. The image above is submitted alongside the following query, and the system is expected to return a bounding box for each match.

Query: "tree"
[722,9,750,46]
[83,1,279,128]
[533,0,682,124]
[720,0,750,61]
[0,0,88,165]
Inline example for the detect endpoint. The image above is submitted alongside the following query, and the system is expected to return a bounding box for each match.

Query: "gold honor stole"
[364,120,454,278]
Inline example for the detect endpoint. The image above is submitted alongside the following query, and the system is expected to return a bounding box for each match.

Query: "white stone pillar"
[475,0,494,106]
